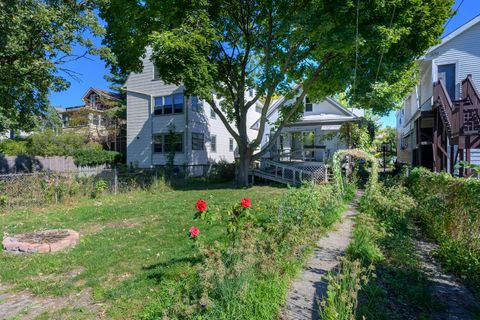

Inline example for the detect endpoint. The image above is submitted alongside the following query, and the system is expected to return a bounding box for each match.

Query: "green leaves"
[0,0,104,132]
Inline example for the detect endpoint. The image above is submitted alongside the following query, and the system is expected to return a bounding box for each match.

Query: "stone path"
[281,192,360,320]
[414,235,480,320]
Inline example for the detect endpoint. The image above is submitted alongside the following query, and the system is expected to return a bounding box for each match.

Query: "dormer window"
[305,97,313,112]
[90,94,97,109]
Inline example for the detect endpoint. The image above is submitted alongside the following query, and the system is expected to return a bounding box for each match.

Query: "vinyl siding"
[125,49,239,167]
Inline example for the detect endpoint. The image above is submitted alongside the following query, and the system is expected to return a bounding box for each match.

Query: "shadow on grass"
[141,256,202,284]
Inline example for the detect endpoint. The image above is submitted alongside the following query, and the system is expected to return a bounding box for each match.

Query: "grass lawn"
[0,182,286,319]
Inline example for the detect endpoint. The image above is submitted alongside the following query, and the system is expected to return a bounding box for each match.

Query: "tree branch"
[206,98,241,142]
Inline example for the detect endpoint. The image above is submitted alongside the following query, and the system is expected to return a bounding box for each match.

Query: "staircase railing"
[433,80,456,136]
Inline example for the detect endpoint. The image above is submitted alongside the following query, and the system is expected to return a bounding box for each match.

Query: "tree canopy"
[0,0,105,132]
[100,0,452,184]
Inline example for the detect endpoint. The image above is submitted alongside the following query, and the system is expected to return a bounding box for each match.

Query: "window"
[249,89,254,97]
[62,115,69,127]
[173,94,184,113]
[305,97,313,112]
[164,133,183,152]
[210,107,216,119]
[90,94,97,109]
[191,96,202,112]
[164,95,173,114]
[211,135,217,152]
[153,94,183,115]
[192,133,204,150]
[229,138,234,152]
[152,133,184,153]
[153,65,161,80]
[154,97,163,115]
[153,135,163,153]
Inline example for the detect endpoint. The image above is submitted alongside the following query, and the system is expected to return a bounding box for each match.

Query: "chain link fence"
[0,163,236,211]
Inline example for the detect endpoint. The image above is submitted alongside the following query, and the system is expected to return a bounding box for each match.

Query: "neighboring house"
[396,15,480,176]
[123,49,261,169]
[57,87,126,153]
[252,94,364,163]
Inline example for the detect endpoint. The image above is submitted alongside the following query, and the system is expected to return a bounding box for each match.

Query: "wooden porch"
[430,75,480,176]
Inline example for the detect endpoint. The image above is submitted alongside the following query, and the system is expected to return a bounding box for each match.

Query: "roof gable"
[427,15,480,54]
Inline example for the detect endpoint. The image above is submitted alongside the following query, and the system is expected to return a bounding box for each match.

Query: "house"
[123,49,261,169]
[253,94,364,163]
[57,87,126,153]
[396,15,480,176]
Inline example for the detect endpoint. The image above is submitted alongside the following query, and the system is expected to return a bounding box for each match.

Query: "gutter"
[121,87,155,168]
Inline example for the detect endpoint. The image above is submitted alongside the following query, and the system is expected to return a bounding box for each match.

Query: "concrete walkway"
[281,193,360,320]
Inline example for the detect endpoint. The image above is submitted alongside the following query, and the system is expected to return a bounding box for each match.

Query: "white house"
[396,15,480,174]
[123,49,261,169]
[252,94,364,163]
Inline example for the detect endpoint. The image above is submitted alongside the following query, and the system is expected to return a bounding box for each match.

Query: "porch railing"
[255,159,328,184]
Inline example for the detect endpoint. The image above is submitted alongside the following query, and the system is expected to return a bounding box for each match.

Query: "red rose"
[189,226,200,238]
[195,199,207,212]
[240,198,251,209]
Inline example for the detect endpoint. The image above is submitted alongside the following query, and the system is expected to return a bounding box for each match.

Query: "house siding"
[125,49,250,168]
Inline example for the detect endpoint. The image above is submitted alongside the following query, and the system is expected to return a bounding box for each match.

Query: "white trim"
[433,59,459,100]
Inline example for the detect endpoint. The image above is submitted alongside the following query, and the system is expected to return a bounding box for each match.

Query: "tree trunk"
[237,149,252,187]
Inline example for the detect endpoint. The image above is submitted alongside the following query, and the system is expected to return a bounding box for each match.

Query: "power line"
[445,0,465,29]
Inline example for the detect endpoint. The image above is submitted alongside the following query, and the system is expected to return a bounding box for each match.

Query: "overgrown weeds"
[407,167,480,293]
[140,182,348,319]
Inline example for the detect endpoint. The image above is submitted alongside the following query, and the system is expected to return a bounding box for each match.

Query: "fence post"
[114,167,118,195]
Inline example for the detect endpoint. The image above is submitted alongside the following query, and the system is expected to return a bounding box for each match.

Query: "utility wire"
[445,0,465,29]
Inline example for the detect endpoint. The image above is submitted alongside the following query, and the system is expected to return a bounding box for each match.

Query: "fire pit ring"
[2,229,79,253]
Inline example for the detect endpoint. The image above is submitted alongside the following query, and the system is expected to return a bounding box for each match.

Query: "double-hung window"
[153,133,184,153]
[192,133,204,150]
[153,94,183,115]
[164,95,173,114]
[174,94,183,113]
[229,138,234,152]
[211,135,217,152]
[305,97,313,112]
[210,107,216,119]
[154,97,163,115]
[153,135,163,153]
[191,96,202,112]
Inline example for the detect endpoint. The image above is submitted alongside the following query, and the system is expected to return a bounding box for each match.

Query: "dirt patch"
[81,218,146,235]
[0,283,102,320]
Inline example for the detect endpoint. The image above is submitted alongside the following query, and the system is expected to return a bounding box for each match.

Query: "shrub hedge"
[407,167,480,292]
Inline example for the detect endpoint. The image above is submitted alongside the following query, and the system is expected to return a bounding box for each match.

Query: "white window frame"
[211,135,217,152]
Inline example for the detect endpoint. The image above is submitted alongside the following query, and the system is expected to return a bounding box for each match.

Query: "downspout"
[121,87,154,167]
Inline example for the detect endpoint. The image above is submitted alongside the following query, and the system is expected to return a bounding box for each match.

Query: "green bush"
[0,139,28,155]
[73,149,120,167]
[407,167,480,292]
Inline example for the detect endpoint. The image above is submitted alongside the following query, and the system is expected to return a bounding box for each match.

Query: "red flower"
[189,226,200,238]
[195,199,207,212]
[240,198,251,209]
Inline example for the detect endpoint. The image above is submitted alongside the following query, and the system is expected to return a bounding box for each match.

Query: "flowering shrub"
[195,199,207,212]
[240,198,251,209]
[189,226,200,239]
[167,183,347,319]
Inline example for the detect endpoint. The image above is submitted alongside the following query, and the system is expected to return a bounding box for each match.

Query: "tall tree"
[100,0,452,185]
[0,0,105,133]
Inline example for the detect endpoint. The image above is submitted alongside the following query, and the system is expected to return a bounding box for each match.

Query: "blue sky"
[50,0,480,127]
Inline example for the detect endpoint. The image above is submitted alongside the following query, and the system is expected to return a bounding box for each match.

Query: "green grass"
[0,182,286,319]
[351,188,444,320]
